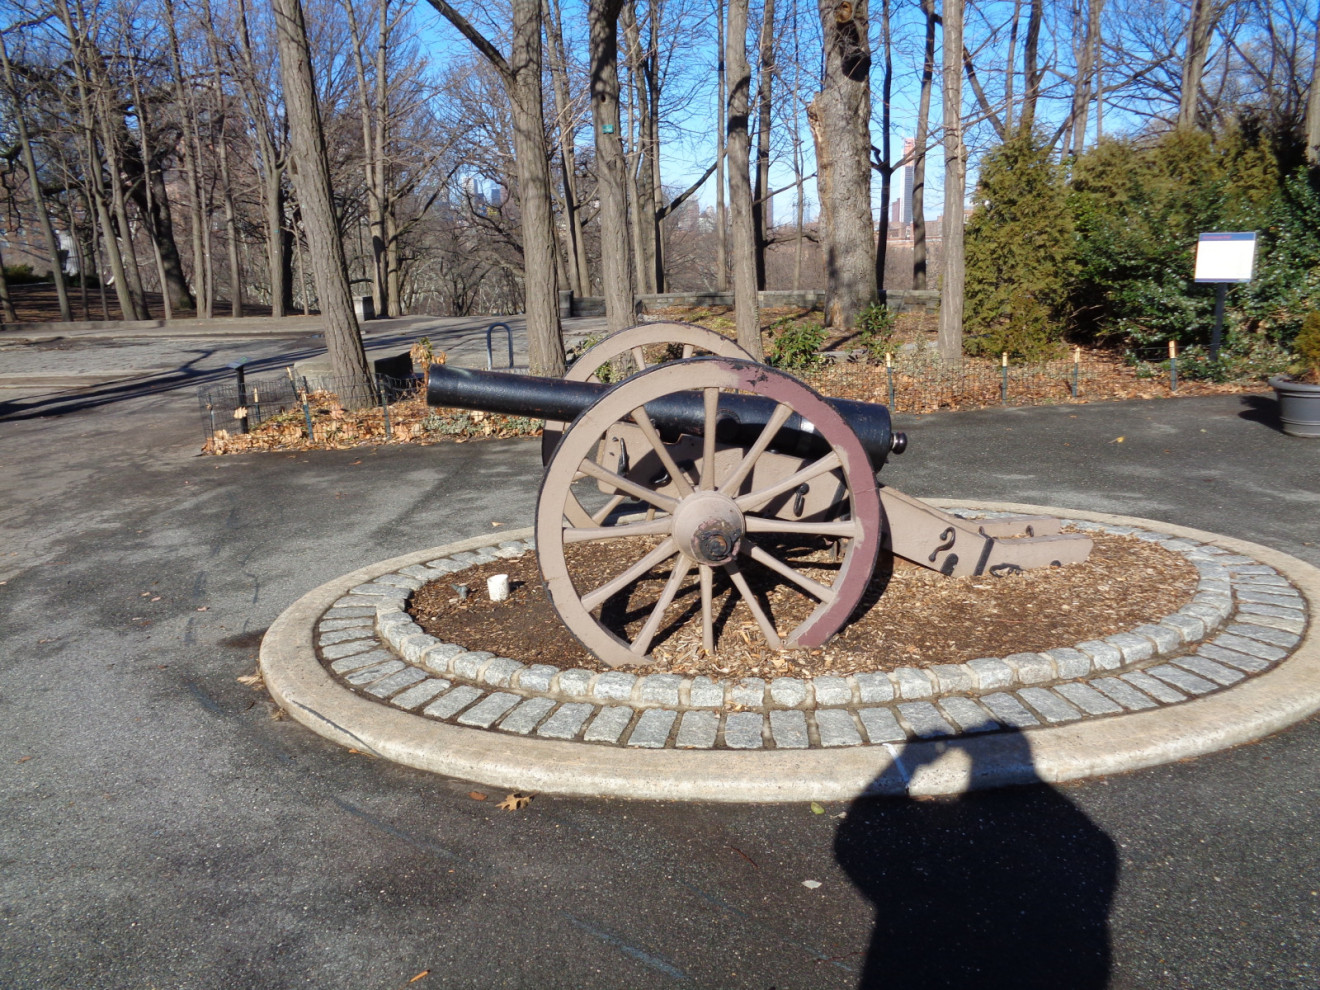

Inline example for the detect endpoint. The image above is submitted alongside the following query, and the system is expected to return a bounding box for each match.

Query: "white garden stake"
[487,574,510,602]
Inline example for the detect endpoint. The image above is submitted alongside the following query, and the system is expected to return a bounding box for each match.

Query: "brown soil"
[408,532,1198,678]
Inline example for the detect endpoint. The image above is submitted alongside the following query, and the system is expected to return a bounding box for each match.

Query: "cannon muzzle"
[426,362,903,470]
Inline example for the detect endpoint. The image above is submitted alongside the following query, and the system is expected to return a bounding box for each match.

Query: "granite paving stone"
[627,709,677,748]
[515,664,559,693]
[480,657,524,688]
[390,678,450,710]
[930,664,974,693]
[675,711,719,749]
[1054,682,1123,715]
[330,595,376,609]
[498,697,556,735]
[1104,633,1155,664]
[1076,640,1123,672]
[858,708,907,743]
[896,702,957,738]
[1002,653,1057,685]
[451,651,496,680]
[769,710,810,749]
[1197,579,1232,596]
[813,676,854,705]
[1235,601,1306,621]
[1233,573,1289,586]
[344,660,406,686]
[1231,564,1282,575]
[1017,688,1083,723]
[890,668,935,699]
[1045,648,1092,679]
[814,709,863,747]
[1091,677,1159,711]
[400,633,441,664]
[1226,622,1301,648]
[965,658,1013,691]
[1197,643,1271,673]
[535,702,594,739]
[1173,655,1245,686]
[423,685,484,719]
[419,643,465,674]
[1235,587,1302,607]
[853,672,895,703]
[979,693,1041,728]
[592,672,638,703]
[769,677,809,707]
[1147,664,1217,695]
[318,616,375,631]
[1120,670,1187,703]
[455,692,520,728]
[374,574,422,591]
[638,674,683,707]
[724,713,765,749]
[1231,610,1305,634]
[584,706,636,744]
[322,640,379,661]
[330,650,395,674]
[554,669,594,697]
[1129,623,1181,654]
[1213,633,1287,662]
[319,628,376,646]
[938,697,998,733]
[1160,613,1206,643]
[688,677,725,708]
[350,582,405,597]
[731,678,766,707]
[1180,603,1230,626]
[365,667,428,698]
[422,558,459,572]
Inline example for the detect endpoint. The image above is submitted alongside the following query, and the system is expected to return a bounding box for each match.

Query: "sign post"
[1194,232,1256,361]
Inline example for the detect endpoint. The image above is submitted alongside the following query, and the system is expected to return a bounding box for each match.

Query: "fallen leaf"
[17,755,33,764]
[1111,436,1125,443]
[150,596,161,602]
[408,972,430,984]
[468,791,488,801]
[802,880,822,889]
[497,793,532,811]
[491,521,503,527]
[810,802,826,815]
[197,606,208,612]
[236,673,263,688]
[348,748,361,754]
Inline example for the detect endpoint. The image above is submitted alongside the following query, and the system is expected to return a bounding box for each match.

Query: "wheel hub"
[672,491,744,566]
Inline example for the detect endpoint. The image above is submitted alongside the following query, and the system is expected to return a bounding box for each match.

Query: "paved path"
[1,321,1318,988]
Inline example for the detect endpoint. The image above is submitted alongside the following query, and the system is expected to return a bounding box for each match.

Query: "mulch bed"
[408,532,1198,679]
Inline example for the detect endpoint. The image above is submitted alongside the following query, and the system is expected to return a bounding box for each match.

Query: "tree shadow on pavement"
[834,733,1117,989]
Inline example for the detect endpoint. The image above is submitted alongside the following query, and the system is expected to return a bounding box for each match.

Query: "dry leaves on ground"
[497,793,532,811]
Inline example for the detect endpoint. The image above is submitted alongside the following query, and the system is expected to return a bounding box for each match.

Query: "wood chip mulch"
[407,532,1198,679]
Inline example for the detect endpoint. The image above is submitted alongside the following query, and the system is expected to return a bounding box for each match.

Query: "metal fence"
[197,372,419,445]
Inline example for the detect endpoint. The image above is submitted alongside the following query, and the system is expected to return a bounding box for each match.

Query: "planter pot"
[1269,375,1320,438]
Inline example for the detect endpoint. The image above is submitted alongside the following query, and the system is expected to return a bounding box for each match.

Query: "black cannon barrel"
[426,363,903,470]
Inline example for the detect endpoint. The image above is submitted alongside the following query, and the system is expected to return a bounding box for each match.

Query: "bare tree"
[751,0,774,290]
[1179,0,1223,128]
[271,0,372,394]
[911,0,935,290]
[726,0,760,357]
[809,0,875,329]
[588,0,634,334]
[939,0,966,361]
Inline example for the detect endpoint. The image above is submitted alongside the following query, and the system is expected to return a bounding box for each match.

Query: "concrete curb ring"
[259,501,1319,801]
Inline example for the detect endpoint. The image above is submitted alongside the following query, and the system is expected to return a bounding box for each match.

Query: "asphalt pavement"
[1,318,1318,989]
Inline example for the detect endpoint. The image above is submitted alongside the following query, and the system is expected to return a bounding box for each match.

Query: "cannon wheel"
[536,357,883,668]
[541,321,753,465]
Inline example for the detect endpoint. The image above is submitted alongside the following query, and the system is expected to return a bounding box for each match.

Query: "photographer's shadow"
[834,732,1117,989]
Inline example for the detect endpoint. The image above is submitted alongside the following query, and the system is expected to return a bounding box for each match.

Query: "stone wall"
[562,289,940,319]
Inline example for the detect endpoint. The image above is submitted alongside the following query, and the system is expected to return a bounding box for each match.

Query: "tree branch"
[656,160,715,220]
[422,0,510,80]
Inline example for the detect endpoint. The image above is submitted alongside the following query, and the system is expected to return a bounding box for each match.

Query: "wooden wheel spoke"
[590,492,628,525]
[564,517,673,544]
[723,559,783,650]
[741,538,835,602]
[630,345,648,372]
[630,406,694,497]
[577,458,679,512]
[700,564,715,653]
[744,517,862,538]
[700,386,719,490]
[630,557,694,656]
[581,538,677,612]
[734,451,842,512]
[682,344,696,360]
[717,402,794,496]
[563,491,594,528]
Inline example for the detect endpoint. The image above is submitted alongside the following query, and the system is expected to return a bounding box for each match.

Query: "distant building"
[489,184,502,208]
[902,138,915,225]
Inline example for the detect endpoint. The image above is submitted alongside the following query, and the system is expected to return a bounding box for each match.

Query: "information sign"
[1194,232,1257,283]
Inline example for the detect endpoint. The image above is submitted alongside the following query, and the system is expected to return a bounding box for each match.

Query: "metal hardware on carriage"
[425,322,1092,667]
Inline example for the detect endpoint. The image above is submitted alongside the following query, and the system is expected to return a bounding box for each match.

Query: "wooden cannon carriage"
[427,322,1092,668]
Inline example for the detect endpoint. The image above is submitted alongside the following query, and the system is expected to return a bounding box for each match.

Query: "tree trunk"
[874,0,892,293]
[237,0,285,316]
[911,0,935,290]
[200,0,243,316]
[0,245,14,323]
[715,0,728,292]
[1178,0,1217,129]
[271,0,372,399]
[751,0,774,291]
[939,0,966,361]
[0,34,71,321]
[808,0,875,330]
[623,1,659,296]
[124,49,173,320]
[1069,0,1104,154]
[1019,0,1043,133]
[164,0,209,317]
[544,0,589,296]
[588,0,635,334]
[726,0,762,359]
[1308,17,1320,166]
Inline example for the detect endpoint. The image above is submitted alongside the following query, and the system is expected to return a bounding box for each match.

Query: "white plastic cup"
[487,573,510,602]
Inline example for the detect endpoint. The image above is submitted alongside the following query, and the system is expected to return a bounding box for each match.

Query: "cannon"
[427,322,1092,668]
